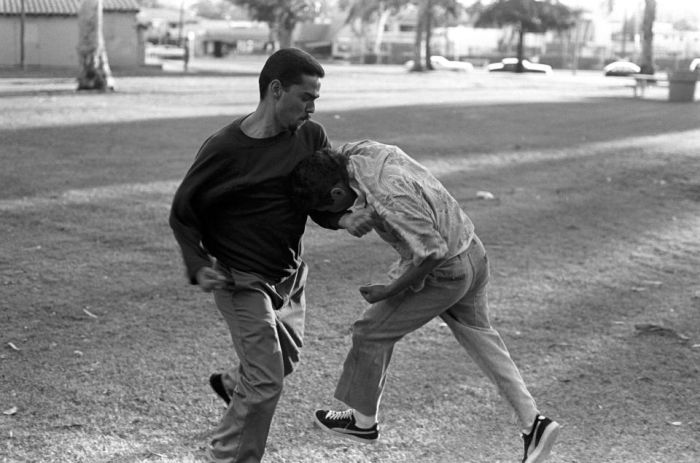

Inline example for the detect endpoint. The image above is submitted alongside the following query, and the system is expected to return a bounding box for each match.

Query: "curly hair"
[289,147,349,212]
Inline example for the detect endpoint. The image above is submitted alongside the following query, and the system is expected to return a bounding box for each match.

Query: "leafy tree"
[230,0,320,49]
[193,0,246,20]
[77,0,115,91]
[137,0,162,7]
[340,0,408,62]
[673,18,699,33]
[639,0,655,74]
[474,0,578,73]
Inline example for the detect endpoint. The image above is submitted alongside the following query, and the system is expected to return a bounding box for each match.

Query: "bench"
[628,73,669,97]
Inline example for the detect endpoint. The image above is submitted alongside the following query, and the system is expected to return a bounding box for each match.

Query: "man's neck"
[240,105,282,139]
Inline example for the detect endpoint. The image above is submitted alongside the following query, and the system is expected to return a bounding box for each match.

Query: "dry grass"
[1,59,699,463]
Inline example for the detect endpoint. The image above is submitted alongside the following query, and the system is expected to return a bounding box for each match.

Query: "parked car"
[145,44,185,61]
[603,61,641,76]
[404,55,474,72]
[486,58,552,74]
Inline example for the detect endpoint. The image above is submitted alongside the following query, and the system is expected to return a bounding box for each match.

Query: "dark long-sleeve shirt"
[169,116,338,284]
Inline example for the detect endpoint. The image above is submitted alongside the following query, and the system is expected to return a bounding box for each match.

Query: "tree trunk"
[267,25,278,52]
[410,3,425,72]
[516,24,525,73]
[350,18,367,64]
[640,0,656,75]
[424,0,433,70]
[274,9,294,50]
[77,0,115,91]
[372,6,391,58]
[278,26,293,49]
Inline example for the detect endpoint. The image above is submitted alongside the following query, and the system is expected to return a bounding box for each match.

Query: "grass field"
[1,59,699,463]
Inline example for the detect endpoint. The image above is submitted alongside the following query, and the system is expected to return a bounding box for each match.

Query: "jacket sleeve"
[367,174,449,266]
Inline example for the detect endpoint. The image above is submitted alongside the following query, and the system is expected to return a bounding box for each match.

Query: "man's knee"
[351,319,400,345]
[351,319,373,342]
[236,353,286,401]
[255,376,284,401]
[237,373,284,408]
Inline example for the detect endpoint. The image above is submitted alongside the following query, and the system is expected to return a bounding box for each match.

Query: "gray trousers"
[334,236,539,429]
[208,263,307,463]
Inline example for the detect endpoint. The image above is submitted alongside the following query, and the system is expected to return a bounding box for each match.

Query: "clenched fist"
[195,267,229,292]
[339,208,374,237]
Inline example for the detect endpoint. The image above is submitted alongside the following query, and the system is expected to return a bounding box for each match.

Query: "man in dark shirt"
[169,48,372,463]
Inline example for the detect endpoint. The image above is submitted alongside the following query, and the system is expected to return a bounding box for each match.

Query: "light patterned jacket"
[340,140,475,291]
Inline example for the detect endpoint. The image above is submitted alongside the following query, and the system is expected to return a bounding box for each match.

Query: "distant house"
[137,7,199,46]
[197,20,270,57]
[0,0,141,68]
[294,22,338,59]
[330,7,420,64]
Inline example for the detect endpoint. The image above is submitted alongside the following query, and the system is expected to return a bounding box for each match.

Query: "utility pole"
[621,8,627,57]
[178,0,185,46]
[20,0,25,68]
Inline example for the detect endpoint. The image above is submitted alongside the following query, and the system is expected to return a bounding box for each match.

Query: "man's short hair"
[290,148,348,212]
[258,48,325,99]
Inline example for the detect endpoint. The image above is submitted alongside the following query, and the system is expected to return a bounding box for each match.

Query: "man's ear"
[269,80,282,99]
[330,186,346,200]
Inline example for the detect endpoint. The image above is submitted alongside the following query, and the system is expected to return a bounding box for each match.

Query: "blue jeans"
[208,263,307,463]
[334,236,538,429]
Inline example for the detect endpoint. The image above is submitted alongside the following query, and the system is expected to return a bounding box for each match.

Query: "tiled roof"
[0,0,140,16]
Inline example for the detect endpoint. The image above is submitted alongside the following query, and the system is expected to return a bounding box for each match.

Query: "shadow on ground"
[2,98,698,199]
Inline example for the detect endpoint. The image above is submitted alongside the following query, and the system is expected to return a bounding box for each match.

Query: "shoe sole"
[524,421,561,463]
[313,414,379,445]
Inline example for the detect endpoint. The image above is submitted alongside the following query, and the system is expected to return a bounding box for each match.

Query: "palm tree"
[77,0,115,91]
[409,0,460,72]
[474,0,578,73]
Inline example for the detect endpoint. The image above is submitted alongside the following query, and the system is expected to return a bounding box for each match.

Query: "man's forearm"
[384,256,442,298]
[169,209,211,284]
[309,210,345,230]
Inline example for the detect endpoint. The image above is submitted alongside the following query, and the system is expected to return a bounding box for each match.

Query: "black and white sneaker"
[522,415,560,463]
[314,409,379,444]
[209,373,230,405]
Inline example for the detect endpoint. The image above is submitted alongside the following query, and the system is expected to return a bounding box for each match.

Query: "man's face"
[275,74,321,132]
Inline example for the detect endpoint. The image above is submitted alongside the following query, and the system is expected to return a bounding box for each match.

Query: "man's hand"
[338,208,374,237]
[359,284,390,303]
[196,267,229,292]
